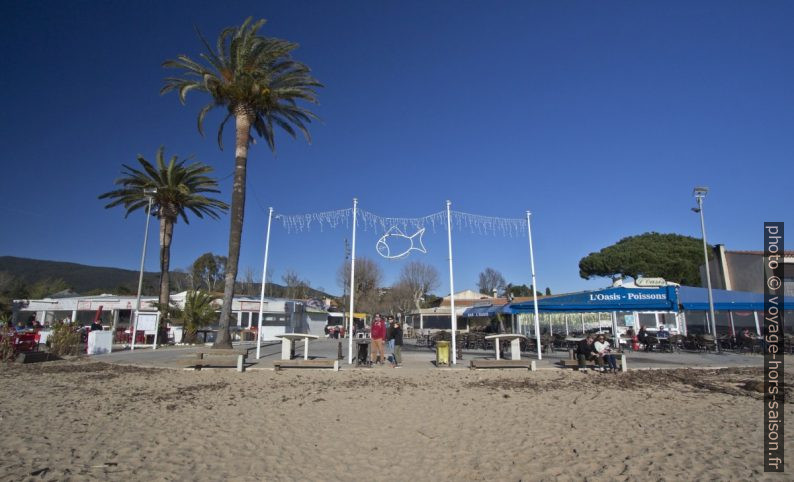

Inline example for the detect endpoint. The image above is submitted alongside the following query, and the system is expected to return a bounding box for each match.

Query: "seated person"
[575,335,600,372]
[657,325,669,339]
[594,334,618,373]
[90,319,104,331]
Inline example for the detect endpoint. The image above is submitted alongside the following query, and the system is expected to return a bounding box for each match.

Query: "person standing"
[391,318,403,367]
[370,314,387,365]
[386,316,396,358]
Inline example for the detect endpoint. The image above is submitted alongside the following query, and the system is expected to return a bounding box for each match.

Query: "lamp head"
[143,187,158,196]
[692,186,708,197]
[691,207,701,213]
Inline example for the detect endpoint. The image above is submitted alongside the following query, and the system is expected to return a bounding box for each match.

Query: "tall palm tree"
[99,147,229,318]
[161,17,321,348]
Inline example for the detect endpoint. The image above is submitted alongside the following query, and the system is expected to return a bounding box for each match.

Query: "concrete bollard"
[530,360,537,372]
[620,354,627,372]
[237,355,245,373]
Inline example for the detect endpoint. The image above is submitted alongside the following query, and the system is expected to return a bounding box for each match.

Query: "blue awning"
[462,305,494,317]
[509,286,679,313]
[462,304,513,317]
[678,286,794,311]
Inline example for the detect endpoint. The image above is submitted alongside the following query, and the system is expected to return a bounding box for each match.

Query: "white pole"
[446,200,457,365]
[527,211,541,360]
[347,198,358,365]
[695,191,719,352]
[612,311,619,346]
[256,207,274,360]
[565,316,569,336]
[581,312,585,334]
[132,194,154,351]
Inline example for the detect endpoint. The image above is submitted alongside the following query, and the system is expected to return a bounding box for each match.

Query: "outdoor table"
[275,333,319,360]
[484,334,527,360]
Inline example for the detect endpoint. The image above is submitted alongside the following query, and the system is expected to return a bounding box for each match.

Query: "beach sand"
[0,360,791,481]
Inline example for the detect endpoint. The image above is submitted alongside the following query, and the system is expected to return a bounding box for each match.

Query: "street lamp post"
[693,187,719,353]
[131,188,157,351]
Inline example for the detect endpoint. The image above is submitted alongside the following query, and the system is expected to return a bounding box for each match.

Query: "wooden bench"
[181,348,248,372]
[273,359,339,371]
[470,359,536,371]
[560,353,626,372]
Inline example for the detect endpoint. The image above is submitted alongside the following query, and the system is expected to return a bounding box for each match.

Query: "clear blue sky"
[1,0,792,296]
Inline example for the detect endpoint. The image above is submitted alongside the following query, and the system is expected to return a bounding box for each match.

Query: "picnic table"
[275,333,319,360]
[484,334,527,360]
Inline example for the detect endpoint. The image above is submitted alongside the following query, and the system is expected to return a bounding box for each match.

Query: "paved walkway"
[94,338,765,371]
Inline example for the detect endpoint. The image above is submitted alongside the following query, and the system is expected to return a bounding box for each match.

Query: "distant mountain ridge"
[0,256,333,299]
[0,256,161,294]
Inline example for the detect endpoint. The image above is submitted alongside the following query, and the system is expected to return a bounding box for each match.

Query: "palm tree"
[173,290,218,344]
[162,17,321,348]
[99,147,229,320]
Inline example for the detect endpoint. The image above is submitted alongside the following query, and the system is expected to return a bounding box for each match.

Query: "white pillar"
[445,201,457,365]
[581,313,585,334]
[527,211,541,360]
[347,198,358,364]
[256,207,274,360]
[753,311,761,337]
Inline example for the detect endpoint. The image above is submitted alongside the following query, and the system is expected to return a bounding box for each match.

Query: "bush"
[48,320,81,356]
[0,324,14,362]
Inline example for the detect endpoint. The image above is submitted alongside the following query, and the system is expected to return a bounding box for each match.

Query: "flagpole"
[527,211,542,360]
[446,200,457,365]
[256,207,274,360]
[347,198,358,365]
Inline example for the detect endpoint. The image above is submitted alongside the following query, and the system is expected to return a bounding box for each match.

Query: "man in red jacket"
[370,314,387,365]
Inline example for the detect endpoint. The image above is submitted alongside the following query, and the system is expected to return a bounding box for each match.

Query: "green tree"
[578,232,711,285]
[99,147,228,323]
[544,287,552,296]
[173,290,218,344]
[191,252,228,292]
[163,17,321,348]
[28,278,69,299]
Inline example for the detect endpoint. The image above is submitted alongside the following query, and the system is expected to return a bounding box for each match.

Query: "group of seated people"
[576,333,619,373]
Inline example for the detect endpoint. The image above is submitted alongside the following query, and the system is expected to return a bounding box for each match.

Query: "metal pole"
[527,211,541,360]
[256,207,274,360]
[132,194,154,351]
[446,201,457,364]
[696,194,720,352]
[347,199,358,364]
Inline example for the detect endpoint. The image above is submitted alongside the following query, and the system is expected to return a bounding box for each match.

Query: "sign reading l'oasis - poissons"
[589,292,668,301]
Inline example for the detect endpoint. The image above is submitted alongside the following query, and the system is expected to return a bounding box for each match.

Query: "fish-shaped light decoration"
[376,226,427,259]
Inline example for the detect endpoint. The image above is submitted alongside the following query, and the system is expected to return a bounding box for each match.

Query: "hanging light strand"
[450,210,527,237]
[357,209,447,234]
[274,208,352,233]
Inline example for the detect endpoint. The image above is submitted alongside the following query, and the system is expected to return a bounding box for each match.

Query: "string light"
[273,206,528,237]
[274,208,352,233]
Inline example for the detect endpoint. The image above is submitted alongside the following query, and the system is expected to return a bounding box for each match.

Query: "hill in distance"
[0,256,333,299]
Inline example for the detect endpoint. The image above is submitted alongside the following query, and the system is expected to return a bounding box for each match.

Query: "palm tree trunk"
[158,216,174,345]
[215,107,251,348]
[159,217,174,309]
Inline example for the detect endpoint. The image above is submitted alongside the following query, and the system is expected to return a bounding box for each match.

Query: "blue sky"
[1,0,792,296]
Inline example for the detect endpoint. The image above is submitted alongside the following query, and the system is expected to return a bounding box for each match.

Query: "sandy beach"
[0,360,791,481]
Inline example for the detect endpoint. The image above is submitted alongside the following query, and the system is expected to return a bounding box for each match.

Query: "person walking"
[391,317,403,367]
[370,314,387,365]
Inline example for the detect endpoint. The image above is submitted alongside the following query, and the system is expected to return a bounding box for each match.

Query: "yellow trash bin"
[436,341,450,366]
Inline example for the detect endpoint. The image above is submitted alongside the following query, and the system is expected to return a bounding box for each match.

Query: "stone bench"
[560,353,627,372]
[181,348,248,372]
[273,359,339,371]
[470,359,536,371]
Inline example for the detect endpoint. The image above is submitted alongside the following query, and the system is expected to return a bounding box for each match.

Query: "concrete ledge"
[560,354,627,371]
[273,359,339,371]
[469,359,535,371]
